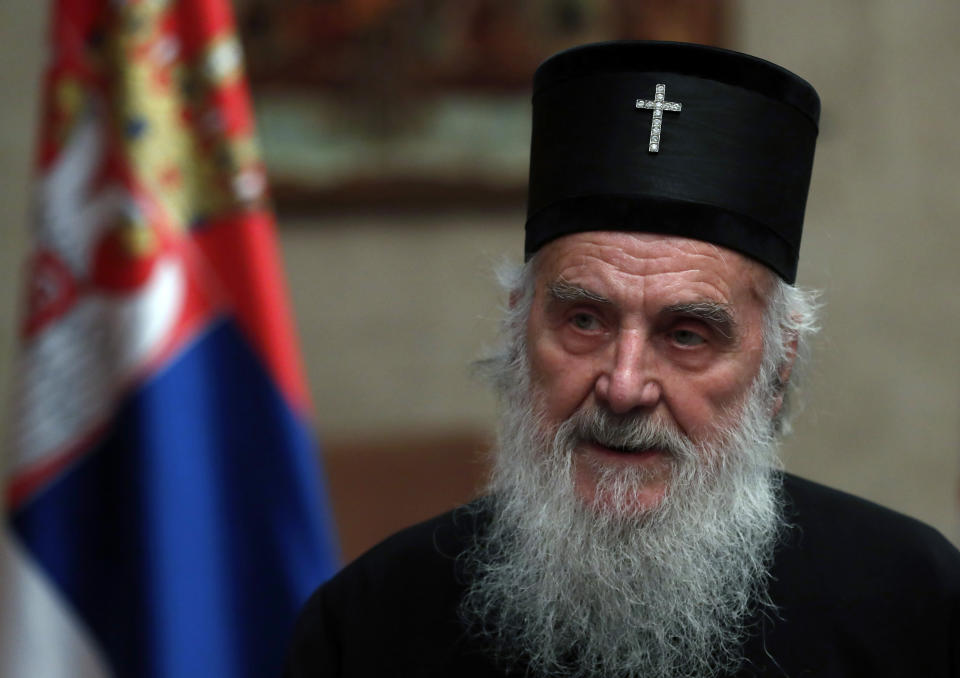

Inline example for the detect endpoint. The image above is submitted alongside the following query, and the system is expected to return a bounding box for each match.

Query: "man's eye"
[671,329,705,346]
[570,313,600,331]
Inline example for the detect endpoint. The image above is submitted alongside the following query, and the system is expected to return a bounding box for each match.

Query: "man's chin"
[573,463,672,516]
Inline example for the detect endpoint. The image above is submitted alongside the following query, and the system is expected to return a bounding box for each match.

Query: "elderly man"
[284,42,960,677]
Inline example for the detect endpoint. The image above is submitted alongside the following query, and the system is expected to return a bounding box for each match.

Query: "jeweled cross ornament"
[635,84,682,153]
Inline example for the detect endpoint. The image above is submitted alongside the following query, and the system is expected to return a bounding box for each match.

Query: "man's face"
[525,231,773,513]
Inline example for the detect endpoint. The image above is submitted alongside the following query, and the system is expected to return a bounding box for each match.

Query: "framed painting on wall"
[236,0,727,214]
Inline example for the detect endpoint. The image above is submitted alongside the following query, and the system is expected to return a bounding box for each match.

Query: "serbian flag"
[0,1,339,676]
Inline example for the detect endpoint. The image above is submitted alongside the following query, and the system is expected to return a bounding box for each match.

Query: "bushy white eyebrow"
[546,280,611,304]
[661,301,737,339]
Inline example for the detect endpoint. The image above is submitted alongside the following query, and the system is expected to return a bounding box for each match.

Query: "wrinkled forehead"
[532,231,774,308]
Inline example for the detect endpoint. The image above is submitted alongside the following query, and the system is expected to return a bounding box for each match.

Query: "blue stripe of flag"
[11,318,339,678]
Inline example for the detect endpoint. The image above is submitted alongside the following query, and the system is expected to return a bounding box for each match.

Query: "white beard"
[460,355,785,678]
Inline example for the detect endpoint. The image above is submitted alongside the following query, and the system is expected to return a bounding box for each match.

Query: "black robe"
[283,474,960,677]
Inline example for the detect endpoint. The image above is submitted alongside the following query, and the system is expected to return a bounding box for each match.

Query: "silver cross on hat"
[635,84,682,153]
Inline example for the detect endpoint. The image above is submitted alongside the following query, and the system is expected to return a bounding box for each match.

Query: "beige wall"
[734,0,960,542]
[1,2,958,543]
[0,4,44,455]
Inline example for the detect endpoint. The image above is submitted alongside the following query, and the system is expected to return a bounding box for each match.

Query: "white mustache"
[564,407,695,462]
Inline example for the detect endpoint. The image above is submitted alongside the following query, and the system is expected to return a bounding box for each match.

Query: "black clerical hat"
[524,41,820,283]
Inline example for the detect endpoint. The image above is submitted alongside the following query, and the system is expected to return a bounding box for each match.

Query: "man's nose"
[594,330,661,414]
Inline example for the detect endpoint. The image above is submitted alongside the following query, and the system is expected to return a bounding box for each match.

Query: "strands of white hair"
[462,258,820,678]
[760,273,820,435]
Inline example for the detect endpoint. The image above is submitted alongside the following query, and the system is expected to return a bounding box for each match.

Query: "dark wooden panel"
[323,431,492,563]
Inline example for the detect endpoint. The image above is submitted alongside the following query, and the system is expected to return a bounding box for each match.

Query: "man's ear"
[508,290,522,309]
[771,333,798,418]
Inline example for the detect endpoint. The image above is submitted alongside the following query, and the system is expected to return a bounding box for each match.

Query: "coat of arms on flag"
[1,2,339,676]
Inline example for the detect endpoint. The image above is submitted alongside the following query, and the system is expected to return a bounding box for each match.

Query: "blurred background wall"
[2,1,958,560]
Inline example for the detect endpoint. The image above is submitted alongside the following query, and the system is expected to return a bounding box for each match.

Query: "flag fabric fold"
[2,1,339,675]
